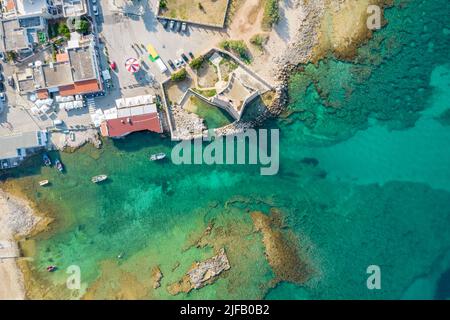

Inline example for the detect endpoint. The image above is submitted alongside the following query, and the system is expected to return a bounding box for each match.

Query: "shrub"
[219,40,251,63]
[6,51,17,62]
[189,55,204,70]
[171,68,188,82]
[262,0,280,30]
[159,0,167,9]
[250,34,269,51]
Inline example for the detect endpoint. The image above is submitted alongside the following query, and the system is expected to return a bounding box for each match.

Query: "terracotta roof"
[6,0,15,11]
[100,113,162,138]
[56,53,69,63]
[36,89,49,100]
[58,79,100,96]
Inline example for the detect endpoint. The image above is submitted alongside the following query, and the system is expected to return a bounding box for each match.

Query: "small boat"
[91,175,108,183]
[55,159,64,172]
[46,265,57,272]
[117,252,125,259]
[150,152,166,161]
[43,154,51,167]
[39,180,49,187]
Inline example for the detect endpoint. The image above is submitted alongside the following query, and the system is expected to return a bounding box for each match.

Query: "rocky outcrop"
[167,248,230,295]
[151,266,163,289]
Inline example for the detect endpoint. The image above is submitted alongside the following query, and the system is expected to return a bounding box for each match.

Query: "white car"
[92,5,99,16]
[92,0,97,3]
[0,92,6,102]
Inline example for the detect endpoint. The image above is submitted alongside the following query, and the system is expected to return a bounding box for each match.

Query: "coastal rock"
[151,266,163,289]
[167,248,230,295]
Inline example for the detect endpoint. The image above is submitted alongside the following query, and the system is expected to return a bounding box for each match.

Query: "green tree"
[171,68,188,82]
[75,19,90,34]
[189,55,204,70]
[58,22,71,38]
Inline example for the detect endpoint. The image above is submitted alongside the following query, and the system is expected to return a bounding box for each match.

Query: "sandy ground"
[0,190,41,300]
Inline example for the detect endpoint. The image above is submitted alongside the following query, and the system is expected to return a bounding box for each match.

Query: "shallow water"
[1,0,450,299]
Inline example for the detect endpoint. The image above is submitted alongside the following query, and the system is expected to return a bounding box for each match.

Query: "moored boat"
[150,152,166,161]
[55,159,64,172]
[39,180,49,186]
[46,265,57,272]
[43,154,51,166]
[91,175,108,183]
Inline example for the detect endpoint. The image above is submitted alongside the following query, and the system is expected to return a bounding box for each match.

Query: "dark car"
[172,21,178,31]
[177,22,182,32]
[181,53,189,63]
[189,52,194,59]
[7,76,14,87]
[167,59,176,70]
[0,82,5,92]
[0,73,3,82]
[161,19,169,29]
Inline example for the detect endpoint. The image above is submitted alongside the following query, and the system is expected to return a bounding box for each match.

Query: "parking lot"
[95,0,227,93]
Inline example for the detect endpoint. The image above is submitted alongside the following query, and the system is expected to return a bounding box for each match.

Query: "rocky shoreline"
[0,190,44,300]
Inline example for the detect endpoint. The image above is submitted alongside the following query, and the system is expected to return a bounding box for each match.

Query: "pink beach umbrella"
[125,58,140,73]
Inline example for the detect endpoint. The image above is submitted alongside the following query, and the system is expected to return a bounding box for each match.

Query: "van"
[53,119,64,126]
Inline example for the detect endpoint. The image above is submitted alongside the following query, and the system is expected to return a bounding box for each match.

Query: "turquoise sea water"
[1,0,450,299]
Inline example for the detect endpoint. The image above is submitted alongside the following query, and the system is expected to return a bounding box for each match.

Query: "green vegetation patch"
[262,0,280,31]
[219,40,251,64]
[250,34,269,52]
[171,68,188,82]
[189,55,205,70]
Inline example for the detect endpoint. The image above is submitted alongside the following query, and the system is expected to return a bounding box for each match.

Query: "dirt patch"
[159,0,230,26]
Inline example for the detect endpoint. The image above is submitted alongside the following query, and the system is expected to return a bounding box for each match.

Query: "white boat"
[150,153,166,161]
[91,175,108,183]
[39,180,49,186]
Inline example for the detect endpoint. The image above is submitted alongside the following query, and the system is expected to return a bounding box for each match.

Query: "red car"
[110,61,117,70]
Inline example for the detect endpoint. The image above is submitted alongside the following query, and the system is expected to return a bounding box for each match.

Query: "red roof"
[100,113,162,137]
[59,79,101,96]
[36,89,49,99]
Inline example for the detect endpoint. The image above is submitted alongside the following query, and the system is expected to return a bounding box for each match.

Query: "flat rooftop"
[0,131,43,159]
[68,46,95,81]
[2,19,29,51]
[42,62,73,88]
[15,0,48,16]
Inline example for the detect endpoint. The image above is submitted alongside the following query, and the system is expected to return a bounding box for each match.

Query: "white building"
[0,131,48,169]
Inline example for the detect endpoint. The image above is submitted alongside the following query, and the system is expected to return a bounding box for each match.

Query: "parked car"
[53,119,64,126]
[0,73,3,81]
[161,19,169,29]
[92,0,97,3]
[172,21,178,31]
[110,61,117,70]
[181,23,187,32]
[189,52,194,59]
[169,20,175,30]
[181,53,189,63]
[177,22,182,32]
[93,5,99,16]
[167,59,176,70]
[0,82,4,92]
[7,76,14,87]
[0,52,5,62]
[0,92,6,102]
